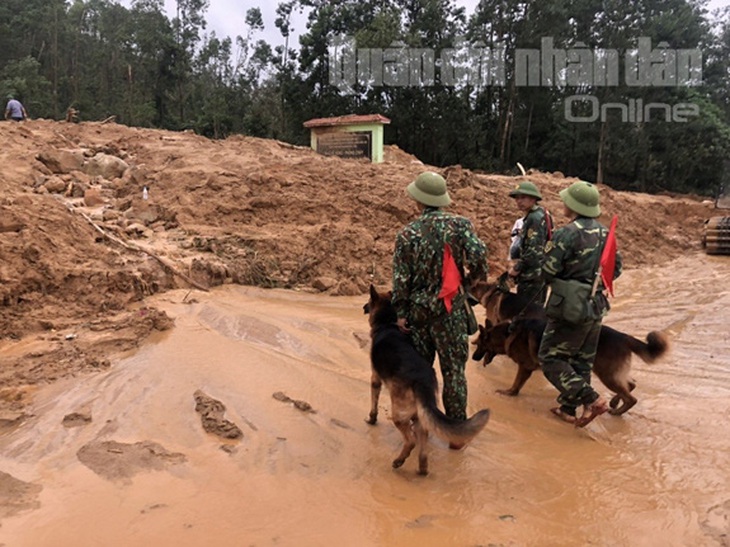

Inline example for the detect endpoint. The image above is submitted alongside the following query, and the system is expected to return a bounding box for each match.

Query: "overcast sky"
[132,0,729,49]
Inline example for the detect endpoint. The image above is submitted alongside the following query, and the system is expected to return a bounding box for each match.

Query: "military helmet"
[509,180,542,200]
[559,181,601,218]
[407,171,451,207]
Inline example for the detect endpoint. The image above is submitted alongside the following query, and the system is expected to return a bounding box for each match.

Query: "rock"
[84,187,105,207]
[102,208,121,221]
[193,390,243,440]
[335,279,360,296]
[43,177,67,194]
[312,276,337,291]
[124,205,160,225]
[125,222,152,238]
[84,153,129,180]
[36,148,85,174]
[62,410,92,427]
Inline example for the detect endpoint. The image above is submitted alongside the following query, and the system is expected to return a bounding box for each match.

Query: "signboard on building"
[303,114,390,163]
[316,131,372,160]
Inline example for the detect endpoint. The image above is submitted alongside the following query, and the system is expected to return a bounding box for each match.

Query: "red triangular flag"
[600,215,618,297]
[438,243,462,313]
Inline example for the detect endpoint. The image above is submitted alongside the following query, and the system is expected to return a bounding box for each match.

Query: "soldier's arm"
[391,231,412,320]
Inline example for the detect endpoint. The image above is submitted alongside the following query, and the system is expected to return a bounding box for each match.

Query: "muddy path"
[0,252,728,546]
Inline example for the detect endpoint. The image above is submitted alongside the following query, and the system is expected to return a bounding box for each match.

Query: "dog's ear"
[369,284,379,302]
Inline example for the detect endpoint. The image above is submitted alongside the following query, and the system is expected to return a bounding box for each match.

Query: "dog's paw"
[392,458,405,469]
[365,414,378,425]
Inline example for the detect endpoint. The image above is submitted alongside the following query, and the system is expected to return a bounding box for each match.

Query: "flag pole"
[591,265,602,297]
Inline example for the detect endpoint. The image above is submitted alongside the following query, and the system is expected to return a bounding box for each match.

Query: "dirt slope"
[0,119,714,409]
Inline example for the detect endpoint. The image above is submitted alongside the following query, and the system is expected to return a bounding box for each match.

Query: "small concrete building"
[303,114,391,163]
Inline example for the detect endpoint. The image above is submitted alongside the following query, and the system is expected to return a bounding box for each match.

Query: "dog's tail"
[415,384,490,446]
[627,330,670,363]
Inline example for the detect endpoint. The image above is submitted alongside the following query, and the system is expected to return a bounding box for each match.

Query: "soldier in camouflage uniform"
[507,181,553,305]
[392,172,488,427]
[538,181,623,427]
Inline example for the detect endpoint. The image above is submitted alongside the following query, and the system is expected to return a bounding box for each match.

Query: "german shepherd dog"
[471,275,546,324]
[472,318,670,415]
[364,285,490,475]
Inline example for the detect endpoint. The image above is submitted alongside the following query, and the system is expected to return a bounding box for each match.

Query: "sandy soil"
[0,119,712,405]
[0,119,727,546]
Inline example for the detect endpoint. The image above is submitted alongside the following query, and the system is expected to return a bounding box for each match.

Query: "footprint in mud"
[272,391,316,413]
[193,390,243,440]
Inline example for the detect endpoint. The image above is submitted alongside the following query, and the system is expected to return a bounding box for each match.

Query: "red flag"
[438,243,462,313]
[600,215,618,297]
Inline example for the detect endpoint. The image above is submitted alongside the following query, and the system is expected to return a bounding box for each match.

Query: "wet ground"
[0,253,728,546]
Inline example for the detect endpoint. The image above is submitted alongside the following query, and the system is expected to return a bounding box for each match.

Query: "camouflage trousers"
[516,278,547,307]
[537,317,602,415]
[408,302,470,421]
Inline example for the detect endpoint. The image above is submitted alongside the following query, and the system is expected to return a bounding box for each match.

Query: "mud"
[0,253,728,546]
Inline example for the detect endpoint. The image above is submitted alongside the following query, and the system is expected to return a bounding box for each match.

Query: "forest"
[1,0,729,195]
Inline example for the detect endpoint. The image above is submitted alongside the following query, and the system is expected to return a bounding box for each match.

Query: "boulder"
[84,153,129,180]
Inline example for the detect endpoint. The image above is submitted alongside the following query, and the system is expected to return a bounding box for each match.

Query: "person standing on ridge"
[5,96,28,121]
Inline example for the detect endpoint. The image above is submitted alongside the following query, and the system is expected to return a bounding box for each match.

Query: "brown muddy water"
[1,253,728,546]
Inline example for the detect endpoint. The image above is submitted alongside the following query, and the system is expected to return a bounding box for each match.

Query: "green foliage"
[1,56,52,115]
[1,0,728,196]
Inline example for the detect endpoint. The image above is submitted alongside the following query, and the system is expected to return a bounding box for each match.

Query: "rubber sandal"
[550,407,576,424]
[575,398,609,428]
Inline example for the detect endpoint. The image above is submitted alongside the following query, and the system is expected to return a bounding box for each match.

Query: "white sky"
[129,0,730,49]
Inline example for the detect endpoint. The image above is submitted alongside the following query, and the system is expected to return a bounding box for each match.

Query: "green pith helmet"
[509,180,542,200]
[559,181,601,218]
[407,171,451,207]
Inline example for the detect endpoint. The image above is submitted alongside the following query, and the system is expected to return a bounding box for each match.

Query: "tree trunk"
[596,120,607,184]
[499,81,516,165]
[523,101,533,157]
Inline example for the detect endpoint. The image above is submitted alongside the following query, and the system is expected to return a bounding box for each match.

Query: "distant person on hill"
[5,96,28,121]
[392,171,488,431]
[507,180,553,305]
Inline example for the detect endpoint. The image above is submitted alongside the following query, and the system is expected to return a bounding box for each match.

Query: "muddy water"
[1,253,729,546]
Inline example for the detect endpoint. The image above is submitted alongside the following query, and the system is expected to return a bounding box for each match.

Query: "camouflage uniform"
[392,207,488,420]
[513,205,553,305]
[537,217,623,417]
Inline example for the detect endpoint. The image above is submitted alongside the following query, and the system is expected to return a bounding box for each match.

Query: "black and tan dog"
[472,318,669,415]
[364,285,490,475]
[471,275,546,324]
